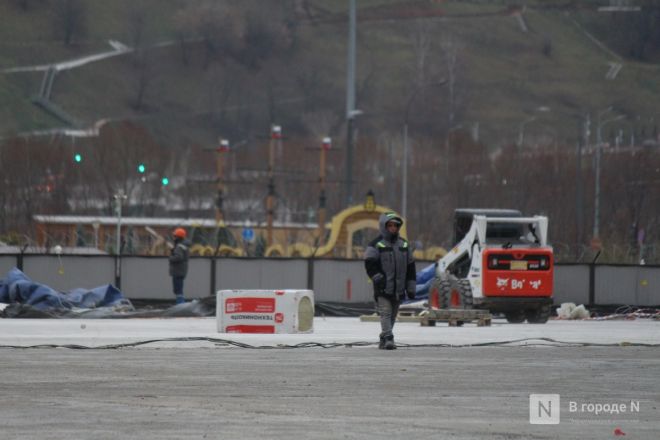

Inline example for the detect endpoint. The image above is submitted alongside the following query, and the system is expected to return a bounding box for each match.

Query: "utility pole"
[593,112,604,242]
[215,138,229,226]
[114,189,127,255]
[576,114,589,258]
[402,125,408,220]
[318,137,331,241]
[594,108,624,243]
[113,189,127,288]
[267,125,282,247]
[345,0,357,206]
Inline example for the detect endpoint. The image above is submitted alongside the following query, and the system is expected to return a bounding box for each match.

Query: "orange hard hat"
[173,228,187,239]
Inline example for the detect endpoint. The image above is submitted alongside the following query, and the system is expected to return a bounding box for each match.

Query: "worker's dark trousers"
[377,296,399,338]
[172,276,185,297]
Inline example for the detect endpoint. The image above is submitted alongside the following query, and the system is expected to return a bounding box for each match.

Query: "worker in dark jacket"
[364,212,416,349]
[169,228,190,304]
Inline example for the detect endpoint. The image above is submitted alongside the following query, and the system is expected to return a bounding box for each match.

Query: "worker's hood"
[379,212,403,242]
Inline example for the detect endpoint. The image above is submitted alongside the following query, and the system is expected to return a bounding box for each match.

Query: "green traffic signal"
[74,153,82,163]
[138,163,146,173]
[161,177,169,186]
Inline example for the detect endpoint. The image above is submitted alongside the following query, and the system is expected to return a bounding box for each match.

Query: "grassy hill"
[1,0,659,147]
[0,0,660,145]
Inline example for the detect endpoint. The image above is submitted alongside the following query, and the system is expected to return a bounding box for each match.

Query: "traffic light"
[137,163,146,173]
[161,177,169,186]
[74,153,82,163]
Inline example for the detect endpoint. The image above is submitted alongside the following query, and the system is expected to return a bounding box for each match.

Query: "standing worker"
[364,212,416,350]
[169,227,190,304]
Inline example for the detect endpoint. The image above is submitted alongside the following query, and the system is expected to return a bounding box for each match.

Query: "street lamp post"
[593,108,625,241]
[318,137,331,241]
[113,189,127,288]
[114,189,127,255]
[267,125,282,247]
[575,113,590,257]
[215,138,230,225]
[345,0,357,207]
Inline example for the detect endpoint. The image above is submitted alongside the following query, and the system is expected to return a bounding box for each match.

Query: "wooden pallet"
[420,308,492,327]
[359,311,423,323]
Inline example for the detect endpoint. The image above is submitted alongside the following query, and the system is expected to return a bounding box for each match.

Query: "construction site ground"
[0,317,658,440]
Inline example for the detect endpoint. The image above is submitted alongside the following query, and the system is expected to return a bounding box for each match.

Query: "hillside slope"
[1,0,658,147]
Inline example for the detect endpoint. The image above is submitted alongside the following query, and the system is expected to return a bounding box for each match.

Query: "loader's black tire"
[525,305,551,324]
[505,310,526,323]
[429,276,451,309]
[457,279,474,309]
[438,276,473,309]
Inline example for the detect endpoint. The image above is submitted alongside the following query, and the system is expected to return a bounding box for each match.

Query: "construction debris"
[556,302,590,320]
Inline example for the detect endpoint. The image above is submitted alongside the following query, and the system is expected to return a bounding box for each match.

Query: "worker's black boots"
[379,335,396,350]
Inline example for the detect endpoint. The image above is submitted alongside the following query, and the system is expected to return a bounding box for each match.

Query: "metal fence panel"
[121,257,210,300]
[633,267,660,306]
[553,265,590,305]
[0,256,17,276]
[313,260,372,302]
[21,256,115,292]
[5,256,660,306]
[595,266,638,305]
[216,259,261,290]
[216,258,308,291]
[258,259,308,290]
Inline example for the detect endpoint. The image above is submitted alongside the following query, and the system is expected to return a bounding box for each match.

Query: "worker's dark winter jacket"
[364,213,416,300]
[169,240,190,277]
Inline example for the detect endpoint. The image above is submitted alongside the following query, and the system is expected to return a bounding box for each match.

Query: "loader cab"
[453,209,523,245]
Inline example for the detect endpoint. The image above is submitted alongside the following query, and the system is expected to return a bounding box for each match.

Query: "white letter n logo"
[529,394,560,424]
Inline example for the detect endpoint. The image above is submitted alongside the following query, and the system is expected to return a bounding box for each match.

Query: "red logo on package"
[226,325,275,334]
[274,312,284,323]
[225,297,275,313]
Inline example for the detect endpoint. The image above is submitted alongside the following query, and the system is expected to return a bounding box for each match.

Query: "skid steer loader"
[430,209,553,323]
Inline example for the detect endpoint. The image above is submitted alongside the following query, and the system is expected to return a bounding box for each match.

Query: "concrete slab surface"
[0,318,658,439]
[0,317,659,348]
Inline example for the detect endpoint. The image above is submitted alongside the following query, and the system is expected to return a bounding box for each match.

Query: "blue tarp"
[412,262,437,301]
[399,262,437,304]
[0,267,125,311]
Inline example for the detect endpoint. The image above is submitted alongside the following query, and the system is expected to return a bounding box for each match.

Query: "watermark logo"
[529,394,560,424]
[528,395,642,426]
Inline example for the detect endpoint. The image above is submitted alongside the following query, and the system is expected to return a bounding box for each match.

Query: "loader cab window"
[453,209,525,245]
[486,223,523,242]
[453,216,473,245]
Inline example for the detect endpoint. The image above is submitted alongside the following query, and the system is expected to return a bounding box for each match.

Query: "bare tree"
[9,0,41,11]
[440,34,463,126]
[302,111,335,138]
[126,3,148,50]
[52,0,87,46]
[410,20,433,99]
[131,50,152,111]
